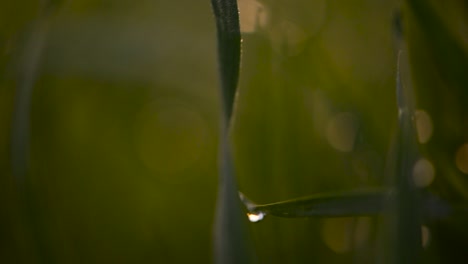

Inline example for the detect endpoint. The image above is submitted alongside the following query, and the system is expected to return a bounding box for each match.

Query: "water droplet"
[247,211,265,223]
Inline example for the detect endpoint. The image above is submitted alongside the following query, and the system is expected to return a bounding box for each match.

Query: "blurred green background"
[1,0,467,263]
[1,1,219,263]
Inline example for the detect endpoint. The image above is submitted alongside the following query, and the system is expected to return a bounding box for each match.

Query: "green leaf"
[240,188,392,218]
[211,0,241,121]
[211,0,255,263]
[391,50,421,263]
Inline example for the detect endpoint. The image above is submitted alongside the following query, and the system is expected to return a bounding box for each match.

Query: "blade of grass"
[211,0,241,122]
[390,49,421,264]
[215,138,256,264]
[240,188,392,218]
[211,0,256,263]
[11,9,51,184]
[240,188,456,220]
[9,2,62,263]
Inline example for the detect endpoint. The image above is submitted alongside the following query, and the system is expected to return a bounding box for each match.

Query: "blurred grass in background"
[0,0,467,263]
[1,1,219,263]
[234,0,397,262]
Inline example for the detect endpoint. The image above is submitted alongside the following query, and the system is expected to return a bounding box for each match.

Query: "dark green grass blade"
[241,188,392,218]
[11,9,51,184]
[211,0,241,121]
[9,3,63,263]
[211,1,255,263]
[240,188,456,220]
[389,50,421,264]
[214,138,255,264]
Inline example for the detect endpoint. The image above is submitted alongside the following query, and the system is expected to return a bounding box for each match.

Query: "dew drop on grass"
[247,211,265,223]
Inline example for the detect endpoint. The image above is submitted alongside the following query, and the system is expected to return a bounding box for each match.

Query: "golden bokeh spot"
[326,112,358,152]
[321,217,370,254]
[421,225,430,248]
[414,110,433,144]
[412,158,435,188]
[238,0,268,33]
[269,19,308,56]
[455,143,468,174]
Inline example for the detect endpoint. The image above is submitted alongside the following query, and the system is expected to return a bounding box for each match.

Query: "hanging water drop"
[247,211,265,222]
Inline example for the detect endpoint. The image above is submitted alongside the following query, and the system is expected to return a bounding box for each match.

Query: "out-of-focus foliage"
[233,1,397,261]
[404,0,468,262]
[1,0,467,263]
[1,1,219,263]
[233,0,467,263]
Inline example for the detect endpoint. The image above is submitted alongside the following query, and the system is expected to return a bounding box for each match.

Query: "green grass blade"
[240,188,456,220]
[211,0,255,263]
[390,49,421,264]
[214,139,256,264]
[240,188,392,218]
[11,10,51,184]
[9,3,62,263]
[211,0,241,121]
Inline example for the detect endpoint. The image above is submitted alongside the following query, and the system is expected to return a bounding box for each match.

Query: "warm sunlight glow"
[326,112,358,152]
[414,110,433,144]
[412,158,435,188]
[247,212,265,223]
[238,0,267,33]
[321,217,370,253]
[455,143,468,174]
[266,0,326,56]
[421,225,430,248]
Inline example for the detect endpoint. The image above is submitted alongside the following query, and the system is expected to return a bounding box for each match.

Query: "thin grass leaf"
[390,50,421,264]
[240,188,392,218]
[211,0,256,263]
[211,0,241,122]
[240,187,458,220]
[215,139,256,264]
[9,2,62,263]
[11,9,51,184]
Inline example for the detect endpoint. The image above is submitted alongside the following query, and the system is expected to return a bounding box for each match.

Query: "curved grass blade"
[240,188,393,218]
[211,0,256,263]
[211,0,241,121]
